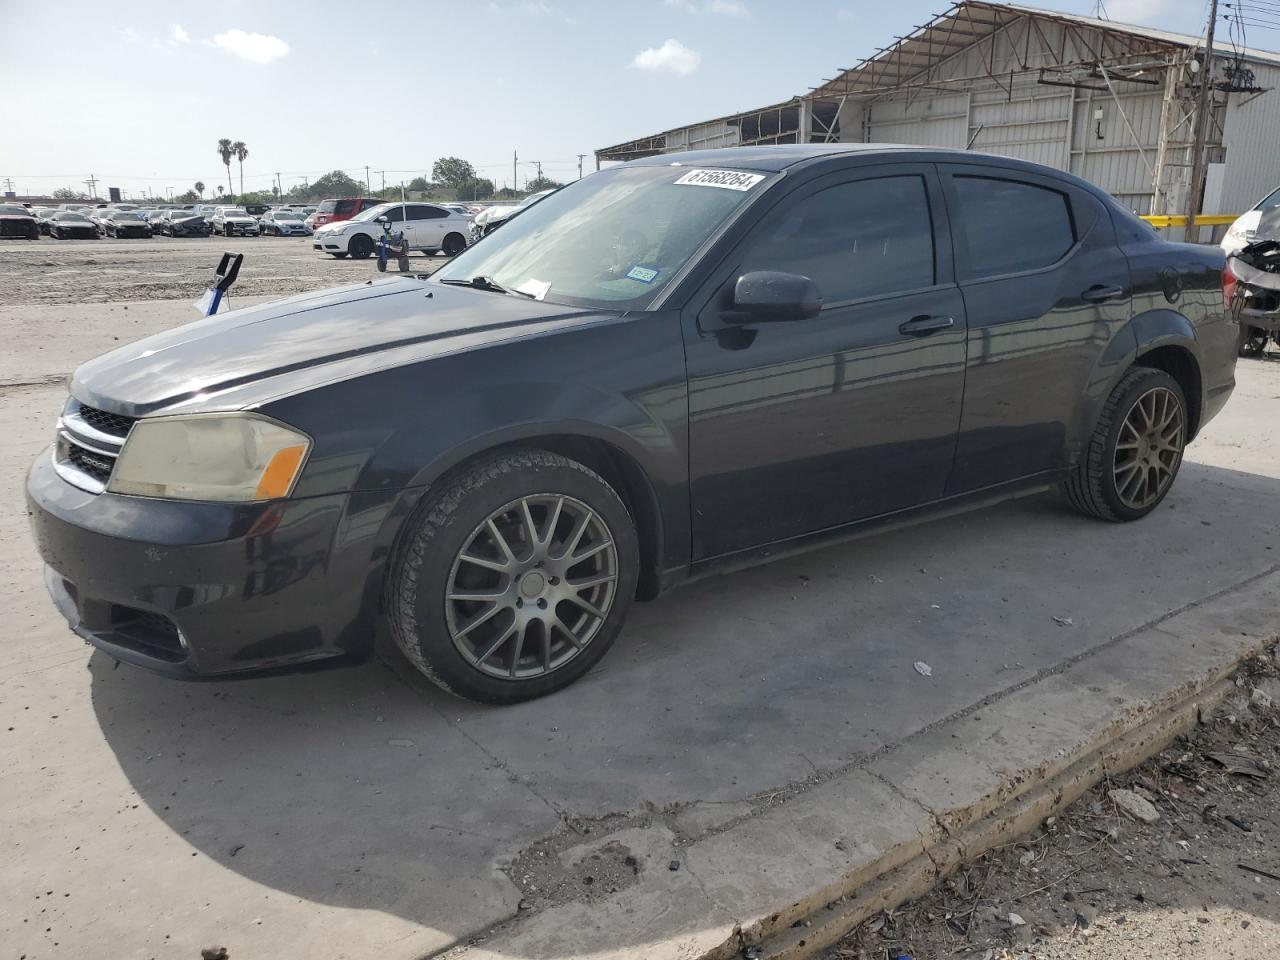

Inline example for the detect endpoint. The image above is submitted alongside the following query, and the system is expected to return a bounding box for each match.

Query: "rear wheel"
[348,233,374,259]
[442,232,467,257]
[388,450,639,704]
[1062,367,1187,522]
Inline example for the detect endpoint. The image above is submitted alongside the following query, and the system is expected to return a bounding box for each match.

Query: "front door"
[683,164,968,560]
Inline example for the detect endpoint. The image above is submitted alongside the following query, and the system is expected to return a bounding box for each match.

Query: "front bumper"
[221,224,259,236]
[26,449,373,677]
[313,233,348,252]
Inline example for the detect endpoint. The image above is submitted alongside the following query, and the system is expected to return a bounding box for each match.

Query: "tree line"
[46,154,565,205]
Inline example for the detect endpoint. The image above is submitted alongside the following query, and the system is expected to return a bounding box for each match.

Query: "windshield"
[1258,186,1280,211]
[434,165,774,309]
[222,208,248,216]
[274,211,301,220]
[54,212,89,221]
[114,212,144,221]
[351,203,399,223]
[0,205,30,215]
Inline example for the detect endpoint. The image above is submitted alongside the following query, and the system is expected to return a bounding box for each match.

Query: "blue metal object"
[377,218,411,273]
[206,252,243,316]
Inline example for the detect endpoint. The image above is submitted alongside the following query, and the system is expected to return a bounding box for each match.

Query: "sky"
[0,0,1255,199]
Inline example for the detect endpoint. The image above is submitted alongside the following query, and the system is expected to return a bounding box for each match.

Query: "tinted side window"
[359,199,381,211]
[740,175,935,303]
[382,206,405,223]
[334,200,355,215]
[411,204,448,220]
[952,176,1075,277]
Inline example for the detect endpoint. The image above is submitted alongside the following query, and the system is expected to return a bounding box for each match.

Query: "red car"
[0,203,40,239]
[310,197,382,229]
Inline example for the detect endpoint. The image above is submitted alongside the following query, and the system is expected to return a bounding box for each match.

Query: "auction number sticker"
[673,169,765,191]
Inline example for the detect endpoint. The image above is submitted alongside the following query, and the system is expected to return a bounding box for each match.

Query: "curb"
[443,569,1279,960]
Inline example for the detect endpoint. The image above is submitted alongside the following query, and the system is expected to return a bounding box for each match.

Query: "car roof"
[627,142,1107,197]
[627,143,944,172]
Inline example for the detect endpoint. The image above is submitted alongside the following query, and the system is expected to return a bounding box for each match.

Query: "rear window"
[358,199,381,211]
[318,200,338,214]
[334,200,356,214]
[952,176,1076,278]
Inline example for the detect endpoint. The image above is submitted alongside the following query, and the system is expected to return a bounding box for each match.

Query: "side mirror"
[722,271,822,324]
[376,215,390,226]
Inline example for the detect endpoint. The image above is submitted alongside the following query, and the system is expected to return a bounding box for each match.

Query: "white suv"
[210,206,260,237]
[312,202,472,259]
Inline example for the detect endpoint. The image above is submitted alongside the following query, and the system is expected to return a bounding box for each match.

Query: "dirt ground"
[0,235,448,305]
[823,645,1280,960]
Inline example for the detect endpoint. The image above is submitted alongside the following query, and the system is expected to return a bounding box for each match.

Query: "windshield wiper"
[437,275,536,298]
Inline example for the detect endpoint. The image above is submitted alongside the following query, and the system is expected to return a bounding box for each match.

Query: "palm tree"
[194,181,205,200]
[216,138,234,200]
[232,141,249,198]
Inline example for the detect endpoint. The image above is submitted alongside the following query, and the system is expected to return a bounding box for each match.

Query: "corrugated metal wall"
[1220,63,1280,212]
[853,18,1172,212]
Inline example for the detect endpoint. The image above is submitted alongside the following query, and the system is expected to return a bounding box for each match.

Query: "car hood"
[72,276,612,417]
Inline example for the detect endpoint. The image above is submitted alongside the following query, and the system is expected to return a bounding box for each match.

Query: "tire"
[348,233,374,259]
[442,232,467,257]
[1062,366,1188,522]
[388,449,639,704]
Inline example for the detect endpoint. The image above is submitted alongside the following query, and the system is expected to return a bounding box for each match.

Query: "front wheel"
[348,233,374,259]
[1062,367,1187,522]
[388,450,639,704]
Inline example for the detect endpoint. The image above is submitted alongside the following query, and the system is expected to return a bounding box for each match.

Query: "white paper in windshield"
[673,169,765,191]
[514,278,552,301]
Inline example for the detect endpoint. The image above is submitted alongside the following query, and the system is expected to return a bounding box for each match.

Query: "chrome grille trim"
[53,401,135,495]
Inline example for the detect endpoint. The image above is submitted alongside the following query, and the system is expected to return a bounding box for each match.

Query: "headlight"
[108,413,311,502]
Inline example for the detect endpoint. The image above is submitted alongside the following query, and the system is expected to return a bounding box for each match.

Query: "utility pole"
[1185,0,1219,245]
[275,172,282,199]
[513,150,518,196]
[2,177,12,195]
[365,165,372,195]
[84,174,98,199]
[379,170,386,192]
[577,154,585,179]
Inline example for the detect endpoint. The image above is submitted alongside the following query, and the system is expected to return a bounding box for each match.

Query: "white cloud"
[707,0,748,16]
[170,24,190,44]
[664,0,747,13]
[212,29,290,64]
[118,27,142,44]
[1102,0,1173,22]
[631,38,701,75]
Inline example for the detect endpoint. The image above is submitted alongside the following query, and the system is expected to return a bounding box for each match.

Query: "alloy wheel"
[445,493,618,680]
[1113,386,1184,510]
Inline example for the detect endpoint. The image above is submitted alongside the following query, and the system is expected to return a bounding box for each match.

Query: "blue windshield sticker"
[626,265,659,283]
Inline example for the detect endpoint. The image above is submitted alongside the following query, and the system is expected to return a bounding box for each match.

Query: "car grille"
[53,400,137,494]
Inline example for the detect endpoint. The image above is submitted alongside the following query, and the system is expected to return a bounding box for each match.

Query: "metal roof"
[597,0,1280,161]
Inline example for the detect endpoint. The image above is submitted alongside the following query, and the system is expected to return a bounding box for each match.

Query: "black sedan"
[160,211,211,238]
[100,210,152,238]
[27,145,1238,703]
[0,203,40,239]
[47,211,98,239]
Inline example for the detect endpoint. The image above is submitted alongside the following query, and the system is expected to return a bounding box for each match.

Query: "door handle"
[1081,284,1126,303]
[898,315,955,336]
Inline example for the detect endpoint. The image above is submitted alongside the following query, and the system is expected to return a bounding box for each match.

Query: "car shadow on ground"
[88,463,1280,947]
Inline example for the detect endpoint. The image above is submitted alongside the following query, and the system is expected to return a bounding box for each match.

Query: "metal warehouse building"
[596,0,1280,219]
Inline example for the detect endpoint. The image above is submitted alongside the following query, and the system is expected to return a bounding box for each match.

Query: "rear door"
[937,164,1131,493]
[408,204,449,250]
[683,163,968,559]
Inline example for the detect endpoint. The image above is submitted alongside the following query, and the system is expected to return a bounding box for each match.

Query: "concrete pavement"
[1,298,1277,959]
